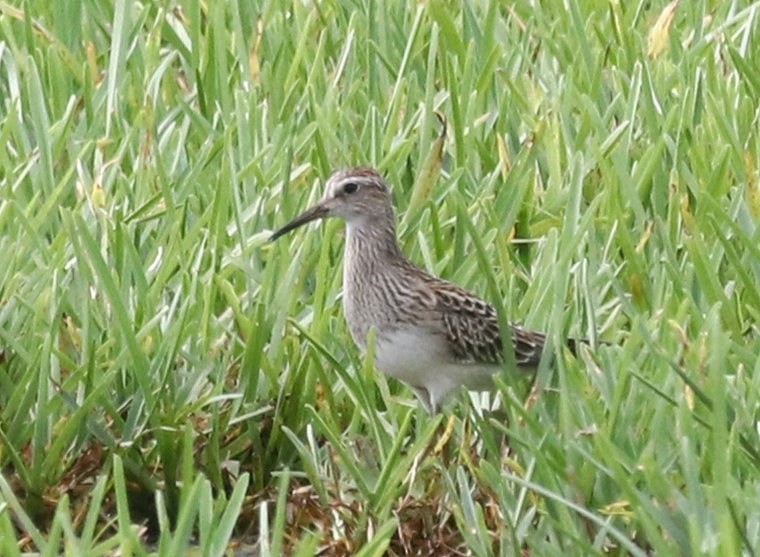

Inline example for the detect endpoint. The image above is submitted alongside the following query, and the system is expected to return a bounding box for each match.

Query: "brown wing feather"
[430,280,546,367]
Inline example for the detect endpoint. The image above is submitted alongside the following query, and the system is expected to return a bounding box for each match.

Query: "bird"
[270,166,570,413]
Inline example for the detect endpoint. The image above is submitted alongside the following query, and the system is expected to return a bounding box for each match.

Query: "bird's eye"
[343,182,359,194]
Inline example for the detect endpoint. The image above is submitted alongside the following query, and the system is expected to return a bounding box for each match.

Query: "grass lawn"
[1,0,759,555]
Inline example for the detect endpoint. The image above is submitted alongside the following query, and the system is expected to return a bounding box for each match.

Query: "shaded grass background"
[1,0,759,554]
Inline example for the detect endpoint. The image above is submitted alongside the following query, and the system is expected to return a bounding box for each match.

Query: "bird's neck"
[345,217,404,267]
[342,216,406,347]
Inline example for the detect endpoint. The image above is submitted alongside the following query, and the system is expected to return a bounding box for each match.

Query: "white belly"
[372,326,500,409]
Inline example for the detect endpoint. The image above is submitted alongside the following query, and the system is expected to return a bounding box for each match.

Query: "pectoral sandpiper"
[271,167,573,413]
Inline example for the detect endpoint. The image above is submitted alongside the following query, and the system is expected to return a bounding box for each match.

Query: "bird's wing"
[430,279,546,367]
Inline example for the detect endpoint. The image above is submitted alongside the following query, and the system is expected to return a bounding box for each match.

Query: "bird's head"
[270,167,393,240]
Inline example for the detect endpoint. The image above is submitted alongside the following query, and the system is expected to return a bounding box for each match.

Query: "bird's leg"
[410,385,435,414]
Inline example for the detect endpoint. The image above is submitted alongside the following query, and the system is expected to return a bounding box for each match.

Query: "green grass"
[1,0,759,554]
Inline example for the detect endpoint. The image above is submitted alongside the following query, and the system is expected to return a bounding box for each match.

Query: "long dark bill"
[269,202,330,241]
